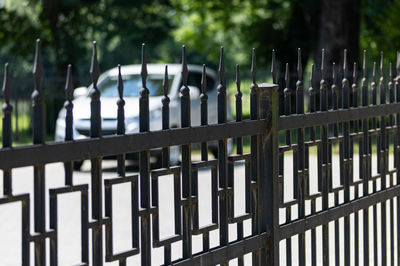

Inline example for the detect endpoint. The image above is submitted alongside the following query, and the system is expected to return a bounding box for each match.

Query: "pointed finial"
[332,62,336,83]
[236,64,240,92]
[353,62,357,81]
[201,64,207,93]
[65,64,74,101]
[163,65,169,96]
[372,61,376,81]
[380,51,384,77]
[117,64,123,99]
[343,49,348,77]
[2,63,10,103]
[141,43,147,88]
[389,62,393,81]
[181,45,188,86]
[251,48,256,84]
[33,39,43,91]
[219,46,225,85]
[90,41,99,87]
[397,52,400,76]
[285,63,289,88]
[321,49,325,79]
[271,49,277,84]
[363,50,367,78]
[297,48,302,79]
[310,63,315,83]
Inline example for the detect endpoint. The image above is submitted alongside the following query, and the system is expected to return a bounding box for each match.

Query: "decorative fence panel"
[0,39,400,266]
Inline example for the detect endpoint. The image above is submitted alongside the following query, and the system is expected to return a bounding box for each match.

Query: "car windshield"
[98,74,173,97]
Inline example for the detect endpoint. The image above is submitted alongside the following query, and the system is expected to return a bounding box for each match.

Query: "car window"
[187,72,216,93]
[98,74,173,97]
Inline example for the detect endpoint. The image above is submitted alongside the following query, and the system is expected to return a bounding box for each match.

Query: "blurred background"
[0,0,399,143]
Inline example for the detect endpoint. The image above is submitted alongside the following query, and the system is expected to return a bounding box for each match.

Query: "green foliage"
[361,0,400,66]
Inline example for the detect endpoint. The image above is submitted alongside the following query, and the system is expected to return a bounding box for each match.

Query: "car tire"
[73,160,84,171]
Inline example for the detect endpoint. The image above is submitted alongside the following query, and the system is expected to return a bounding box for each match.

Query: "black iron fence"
[1,39,400,265]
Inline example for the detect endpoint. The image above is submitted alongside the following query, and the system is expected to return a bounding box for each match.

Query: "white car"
[55,64,234,169]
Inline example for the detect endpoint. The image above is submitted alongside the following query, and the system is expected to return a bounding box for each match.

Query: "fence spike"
[33,39,43,92]
[163,65,169,96]
[353,62,357,81]
[65,64,73,101]
[332,62,336,84]
[297,48,302,80]
[219,46,225,85]
[310,63,315,84]
[285,63,289,89]
[372,61,377,82]
[236,64,240,93]
[90,41,99,87]
[363,50,367,78]
[251,48,256,84]
[201,64,207,93]
[117,64,123,99]
[182,45,188,87]
[2,63,10,103]
[309,64,316,96]
[343,49,348,78]
[141,43,148,88]
[389,62,393,81]
[397,52,400,76]
[321,49,325,79]
[271,49,277,84]
[380,51,384,77]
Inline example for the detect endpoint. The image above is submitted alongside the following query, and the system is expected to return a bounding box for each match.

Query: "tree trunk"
[317,0,362,73]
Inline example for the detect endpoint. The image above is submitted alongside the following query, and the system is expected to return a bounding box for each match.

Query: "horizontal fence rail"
[1,39,400,266]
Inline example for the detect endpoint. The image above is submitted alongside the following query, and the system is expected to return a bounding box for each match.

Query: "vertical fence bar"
[351,62,360,266]
[199,64,210,255]
[64,65,74,186]
[89,41,103,265]
[116,65,126,176]
[200,65,208,161]
[32,39,46,266]
[162,65,170,168]
[2,63,12,196]
[342,49,351,266]
[284,64,292,146]
[139,43,152,265]
[309,65,316,142]
[294,49,306,266]
[308,64,317,266]
[218,47,229,265]
[388,62,395,266]
[234,64,244,265]
[370,61,379,266]
[379,52,387,266]
[235,65,243,155]
[332,63,339,138]
[361,51,370,266]
[319,49,330,266]
[180,45,193,259]
[330,62,341,266]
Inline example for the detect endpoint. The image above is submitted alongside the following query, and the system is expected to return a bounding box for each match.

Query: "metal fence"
[1,39,400,266]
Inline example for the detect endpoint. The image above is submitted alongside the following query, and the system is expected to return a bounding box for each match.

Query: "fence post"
[258,82,279,265]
